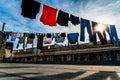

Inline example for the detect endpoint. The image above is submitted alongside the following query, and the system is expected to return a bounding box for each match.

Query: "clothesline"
[5,32,79,51]
[1,0,120,32]
[2,22,120,51]
[0,20,120,34]
[1,31,67,36]
[21,0,119,28]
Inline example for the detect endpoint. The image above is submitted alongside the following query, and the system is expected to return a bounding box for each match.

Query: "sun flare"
[95,24,106,33]
[94,16,116,33]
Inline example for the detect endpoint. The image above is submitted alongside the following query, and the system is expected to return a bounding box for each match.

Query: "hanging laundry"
[55,33,65,43]
[102,23,111,42]
[21,0,41,19]
[55,37,65,43]
[40,5,57,26]
[18,37,25,43]
[16,32,21,38]
[26,37,34,48]
[80,18,93,42]
[69,14,80,25]
[16,34,26,49]
[27,38,34,44]
[11,32,17,41]
[54,33,60,37]
[34,34,42,55]
[37,34,44,49]
[5,42,13,53]
[26,34,35,48]
[92,21,110,45]
[67,33,79,46]
[29,33,35,38]
[61,33,66,37]
[57,10,69,26]
[51,33,54,40]
[109,25,120,46]
[44,35,53,44]
[47,33,51,38]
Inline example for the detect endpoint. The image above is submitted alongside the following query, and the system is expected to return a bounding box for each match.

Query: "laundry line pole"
[2,22,6,33]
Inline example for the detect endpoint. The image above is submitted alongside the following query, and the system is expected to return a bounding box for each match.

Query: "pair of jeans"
[110,25,120,46]
[92,22,111,45]
[80,18,93,42]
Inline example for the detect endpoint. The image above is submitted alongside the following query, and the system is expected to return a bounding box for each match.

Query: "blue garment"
[67,33,79,44]
[110,25,120,46]
[80,18,93,42]
[55,37,65,43]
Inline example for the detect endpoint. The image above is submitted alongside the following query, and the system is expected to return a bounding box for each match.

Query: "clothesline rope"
[0,20,120,33]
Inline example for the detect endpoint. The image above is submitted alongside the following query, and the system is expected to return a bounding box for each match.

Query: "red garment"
[40,5,57,26]
[37,35,44,49]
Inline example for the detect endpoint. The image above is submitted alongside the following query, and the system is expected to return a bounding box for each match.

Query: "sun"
[95,24,106,33]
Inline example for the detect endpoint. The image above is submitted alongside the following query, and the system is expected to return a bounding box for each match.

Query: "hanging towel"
[21,0,41,19]
[57,10,69,26]
[80,18,93,42]
[67,33,79,44]
[69,14,80,25]
[44,37,52,44]
[16,34,26,49]
[40,5,57,26]
[11,32,17,41]
[26,34,34,48]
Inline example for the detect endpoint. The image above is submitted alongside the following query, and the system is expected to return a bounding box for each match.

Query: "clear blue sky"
[0,0,120,37]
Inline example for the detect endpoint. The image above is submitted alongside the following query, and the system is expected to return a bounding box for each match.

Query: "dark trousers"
[92,22,111,45]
